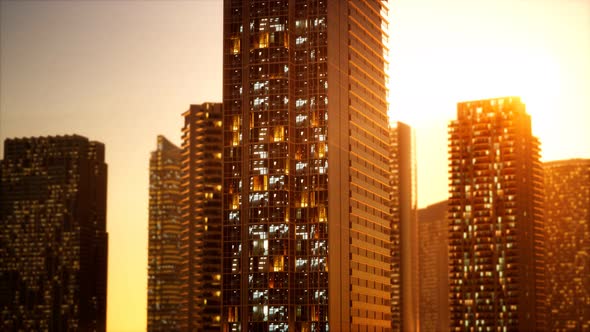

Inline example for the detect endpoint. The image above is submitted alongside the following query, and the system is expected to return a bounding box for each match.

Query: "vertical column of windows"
[196,106,223,329]
[292,1,329,331]
[390,129,401,330]
[246,2,291,331]
[223,3,244,331]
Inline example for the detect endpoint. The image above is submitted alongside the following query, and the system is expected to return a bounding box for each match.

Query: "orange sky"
[0,0,588,331]
[390,0,590,209]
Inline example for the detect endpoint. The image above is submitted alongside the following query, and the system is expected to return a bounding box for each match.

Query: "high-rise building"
[180,103,223,330]
[147,135,182,331]
[418,200,449,332]
[448,97,545,331]
[544,159,590,331]
[222,1,392,331]
[389,122,418,332]
[0,135,108,331]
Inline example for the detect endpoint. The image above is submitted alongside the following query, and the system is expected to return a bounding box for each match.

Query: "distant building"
[544,159,590,331]
[147,135,182,331]
[418,200,449,332]
[448,97,545,331]
[222,1,392,330]
[0,135,108,331]
[389,122,418,332]
[180,103,223,330]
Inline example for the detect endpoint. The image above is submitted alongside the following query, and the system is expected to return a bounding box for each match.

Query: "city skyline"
[1,0,589,331]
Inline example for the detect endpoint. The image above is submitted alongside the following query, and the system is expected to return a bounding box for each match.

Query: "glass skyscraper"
[147,135,182,331]
[180,103,224,330]
[389,122,418,332]
[544,159,590,331]
[448,97,545,331]
[418,200,449,332]
[0,135,108,331]
[222,0,392,330]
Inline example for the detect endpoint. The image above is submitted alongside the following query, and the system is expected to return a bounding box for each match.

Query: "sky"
[0,0,588,331]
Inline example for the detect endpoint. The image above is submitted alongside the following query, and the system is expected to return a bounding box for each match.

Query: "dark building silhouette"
[147,135,182,331]
[222,0,392,330]
[544,159,590,331]
[448,97,545,331]
[180,103,223,330]
[0,135,108,331]
[389,122,418,332]
[418,200,449,332]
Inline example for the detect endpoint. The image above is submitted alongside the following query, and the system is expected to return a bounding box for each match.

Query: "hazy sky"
[1,0,588,331]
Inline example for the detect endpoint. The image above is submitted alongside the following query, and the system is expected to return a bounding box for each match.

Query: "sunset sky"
[1,0,588,331]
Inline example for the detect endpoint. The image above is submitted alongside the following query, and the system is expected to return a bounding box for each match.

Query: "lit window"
[258,32,269,48]
[273,126,285,142]
[230,36,240,54]
[273,256,284,272]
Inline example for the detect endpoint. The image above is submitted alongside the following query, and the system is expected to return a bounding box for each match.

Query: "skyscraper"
[389,122,418,332]
[147,135,182,331]
[448,97,545,331]
[180,103,223,330]
[544,159,590,331]
[222,0,392,331]
[418,200,449,332]
[0,135,108,331]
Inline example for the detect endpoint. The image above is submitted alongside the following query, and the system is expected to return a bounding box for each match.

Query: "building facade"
[418,200,449,332]
[544,159,590,331]
[389,122,418,332]
[448,97,545,331]
[180,103,224,330]
[0,135,108,331]
[147,135,182,331]
[222,0,392,331]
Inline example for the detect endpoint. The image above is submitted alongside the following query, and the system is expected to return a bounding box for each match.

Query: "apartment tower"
[418,200,449,332]
[180,103,224,330]
[222,1,392,331]
[147,135,182,331]
[389,122,418,332]
[448,97,545,331]
[0,135,108,331]
[544,159,590,331]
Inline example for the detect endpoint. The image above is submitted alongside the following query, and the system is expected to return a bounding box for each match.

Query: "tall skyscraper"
[544,159,590,331]
[147,135,182,331]
[389,122,418,332]
[222,1,392,331]
[448,97,545,331]
[418,200,449,332]
[0,135,108,331]
[180,103,223,330]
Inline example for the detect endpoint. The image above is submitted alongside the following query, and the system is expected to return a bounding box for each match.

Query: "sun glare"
[455,46,561,106]
[387,46,562,127]
[480,48,562,136]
